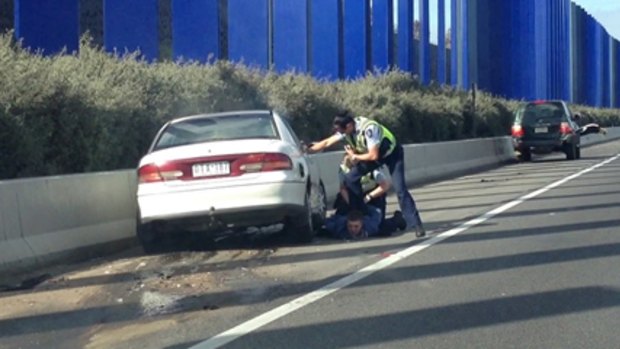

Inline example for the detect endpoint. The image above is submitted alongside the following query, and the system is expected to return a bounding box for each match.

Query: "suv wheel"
[520,148,532,161]
[564,143,577,160]
[284,191,315,243]
[576,146,581,159]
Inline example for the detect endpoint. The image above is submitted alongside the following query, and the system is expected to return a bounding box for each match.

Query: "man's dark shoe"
[393,211,407,231]
[415,224,426,238]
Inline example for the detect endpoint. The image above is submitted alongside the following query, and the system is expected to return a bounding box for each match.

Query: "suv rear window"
[154,113,279,150]
[515,102,566,125]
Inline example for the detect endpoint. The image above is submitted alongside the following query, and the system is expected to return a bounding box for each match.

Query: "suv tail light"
[137,153,293,183]
[511,125,524,137]
[560,122,573,135]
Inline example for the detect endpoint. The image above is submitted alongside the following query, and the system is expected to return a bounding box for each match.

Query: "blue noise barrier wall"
[371,0,393,72]
[397,0,413,73]
[14,0,79,55]
[310,0,341,79]
[343,0,370,79]
[227,0,269,69]
[171,0,221,63]
[104,0,159,61]
[273,0,309,73]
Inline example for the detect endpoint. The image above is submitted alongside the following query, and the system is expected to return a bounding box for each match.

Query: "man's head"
[346,210,364,238]
[333,110,355,135]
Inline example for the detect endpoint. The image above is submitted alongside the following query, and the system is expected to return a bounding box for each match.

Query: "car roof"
[170,110,274,124]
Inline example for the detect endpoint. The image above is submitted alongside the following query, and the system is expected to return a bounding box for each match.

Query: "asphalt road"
[1,140,619,349]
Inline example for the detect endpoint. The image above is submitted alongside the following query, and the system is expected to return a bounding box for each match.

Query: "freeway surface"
[1,139,619,349]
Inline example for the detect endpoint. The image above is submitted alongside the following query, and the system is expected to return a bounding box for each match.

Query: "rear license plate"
[192,161,230,177]
[535,127,548,133]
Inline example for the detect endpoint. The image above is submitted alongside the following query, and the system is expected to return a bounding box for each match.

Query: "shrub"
[1,32,619,179]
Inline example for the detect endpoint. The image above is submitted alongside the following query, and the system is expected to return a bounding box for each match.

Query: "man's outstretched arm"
[308,134,343,153]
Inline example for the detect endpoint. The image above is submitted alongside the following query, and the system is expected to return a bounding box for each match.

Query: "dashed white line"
[190,154,620,349]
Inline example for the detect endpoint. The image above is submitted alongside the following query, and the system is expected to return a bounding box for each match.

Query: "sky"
[572,0,620,40]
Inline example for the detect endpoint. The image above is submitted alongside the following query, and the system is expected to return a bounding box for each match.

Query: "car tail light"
[511,125,524,137]
[138,164,164,183]
[236,153,293,173]
[560,122,573,134]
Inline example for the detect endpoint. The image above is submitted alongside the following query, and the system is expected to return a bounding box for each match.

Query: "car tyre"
[311,184,327,229]
[520,148,532,162]
[136,214,161,254]
[564,143,577,160]
[285,191,315,243]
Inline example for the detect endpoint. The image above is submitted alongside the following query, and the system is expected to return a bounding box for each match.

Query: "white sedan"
[136,110,327,252]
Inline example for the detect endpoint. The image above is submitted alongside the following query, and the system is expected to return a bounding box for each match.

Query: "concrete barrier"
[1,129,617,275]
[314,136,515,204]
[580,126,620,147]
[0,171,137,275]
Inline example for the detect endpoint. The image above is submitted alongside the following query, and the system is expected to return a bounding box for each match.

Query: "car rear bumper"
[513,136,577,152]
[137,181,306,227]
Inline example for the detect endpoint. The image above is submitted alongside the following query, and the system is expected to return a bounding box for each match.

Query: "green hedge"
[0,33,618,180]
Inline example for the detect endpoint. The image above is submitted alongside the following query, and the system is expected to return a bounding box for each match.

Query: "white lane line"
[190,154,620,349]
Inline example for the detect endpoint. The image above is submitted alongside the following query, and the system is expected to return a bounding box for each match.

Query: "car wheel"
[284,191,315,243]
[564,143,577,160]
[311,184,327,229]
[520,148,532,161]
[136,214,161,254]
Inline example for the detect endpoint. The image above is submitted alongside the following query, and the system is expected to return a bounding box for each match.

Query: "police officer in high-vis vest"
[308,110,426,237]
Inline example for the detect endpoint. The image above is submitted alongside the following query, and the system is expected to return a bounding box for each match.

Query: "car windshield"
[154,113,279,150]
[516,102,565,125]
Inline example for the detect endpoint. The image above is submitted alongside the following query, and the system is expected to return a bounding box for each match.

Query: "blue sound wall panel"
[397,0,413,72]
[460,0,469,88]
[522,1,537,100]
[602,31,611,107]
[615,41,620,107]
[371,0,393,71]
[104,0,159,61]
[573,5,586,104]
[450,0,458,86]
[534,0,550,99]
[310,0,340,79]
[437,0,446,84]
[14,0,79,54]
[561,0,572,101]
[273,0,308,73]
[419,0,430,84]
[171,0,220,63]
[228,0,269,69]
[343,0,370,78]
[584,15,602,107]
[473,0,489,92]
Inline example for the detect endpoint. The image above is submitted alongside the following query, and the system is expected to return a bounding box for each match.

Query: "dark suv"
[512,100,581,161]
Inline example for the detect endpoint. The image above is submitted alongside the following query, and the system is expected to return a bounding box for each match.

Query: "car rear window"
[516,102,566,125]
[154,113,279,150]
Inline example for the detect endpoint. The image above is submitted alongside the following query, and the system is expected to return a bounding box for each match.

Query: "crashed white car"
[136,110,327,252]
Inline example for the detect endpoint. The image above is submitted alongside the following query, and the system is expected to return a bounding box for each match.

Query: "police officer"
[309,110,426,237]
[336,156,407,235]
